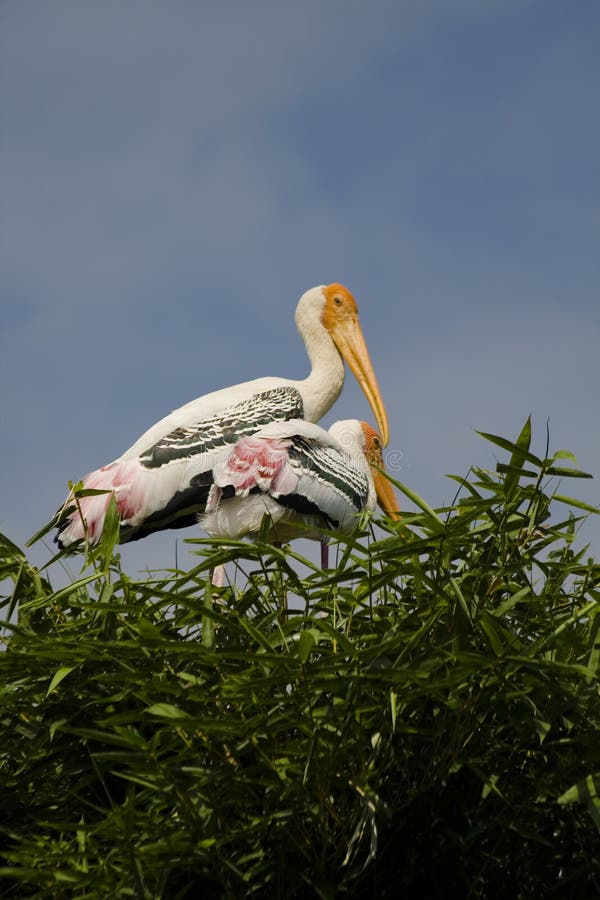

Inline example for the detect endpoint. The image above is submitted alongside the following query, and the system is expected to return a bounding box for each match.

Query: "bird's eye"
[334,295,343,306]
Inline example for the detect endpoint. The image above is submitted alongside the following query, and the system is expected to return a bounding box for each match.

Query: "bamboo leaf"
[46,666,76,697]
[1,418,599,896]
[545,466,593,479]
[552,494,599,514]
[145,703,191,719]
[297,629,316,663]
[558,775,600,834]
[476,422,542,466]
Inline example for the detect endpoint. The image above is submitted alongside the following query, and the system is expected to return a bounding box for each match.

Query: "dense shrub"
[1,421,599,898]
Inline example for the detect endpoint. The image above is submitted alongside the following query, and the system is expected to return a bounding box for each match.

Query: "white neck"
[295,296,345,422]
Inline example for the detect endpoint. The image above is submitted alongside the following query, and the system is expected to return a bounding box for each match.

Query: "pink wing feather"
[207,435,298,510]
[56,459,147,546]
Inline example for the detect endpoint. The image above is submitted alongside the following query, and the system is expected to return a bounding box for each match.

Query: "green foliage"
[1,422,600,898]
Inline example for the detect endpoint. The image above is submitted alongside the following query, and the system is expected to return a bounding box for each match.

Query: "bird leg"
[320,539,329,570]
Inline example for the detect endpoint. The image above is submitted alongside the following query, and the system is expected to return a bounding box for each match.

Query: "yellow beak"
[330,317,390,447]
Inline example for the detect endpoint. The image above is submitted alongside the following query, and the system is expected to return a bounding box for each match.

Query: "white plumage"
[201,419,400,546]
[56,284,389,548]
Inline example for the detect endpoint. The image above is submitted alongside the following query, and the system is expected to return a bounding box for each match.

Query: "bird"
[56,283,390,549]
[201,418,400,570]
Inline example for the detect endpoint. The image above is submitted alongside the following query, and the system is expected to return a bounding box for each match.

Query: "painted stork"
[56,284,390,549]
[201,418,400,569]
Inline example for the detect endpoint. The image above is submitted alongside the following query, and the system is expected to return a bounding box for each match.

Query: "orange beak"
[323,284,390,446]
[360,422,401,520]
[372,466,401,520]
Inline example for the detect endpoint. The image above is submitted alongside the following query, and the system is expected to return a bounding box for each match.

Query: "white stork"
[56,284,390,548]
[201,418,400,569]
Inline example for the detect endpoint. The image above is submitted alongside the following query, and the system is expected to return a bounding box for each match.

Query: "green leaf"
[26,514,61,547]
[477,420,542,467]
[145,703,191,719]
[551,449,580,464]
[558,775,600,834]
[495,463,538,479]
[134,618,163,641]
[552,494,599,514]
[545,466,593,479]
[586,615,600,682]
[297,629,316,663]
[481,772,503,801]
[480,611,505,656]
[2,418,600,896]
[492,416,537,497]
[201,579,216,649]
[46,666,76,697]
[390,690,398,733]
[0,533,26,558]
[388,478,445,526]
[99,493,120,568]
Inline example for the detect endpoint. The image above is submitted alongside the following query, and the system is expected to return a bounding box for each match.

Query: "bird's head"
[359,422,400,520]
[328,419,400,521]
[295,283,390,445]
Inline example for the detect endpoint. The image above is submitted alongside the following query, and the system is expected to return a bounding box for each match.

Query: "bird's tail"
[55,460,142,549]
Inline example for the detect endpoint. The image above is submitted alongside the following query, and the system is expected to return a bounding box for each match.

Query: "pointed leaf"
[99,494,120,566]
[146,703,190,719]
[552,494,599,514]
[46,666,76,697]
[298,629,316,663]
[558,775,600,835]
[476,425,542,467]
[545,466,593,479]
[551,449,580,464]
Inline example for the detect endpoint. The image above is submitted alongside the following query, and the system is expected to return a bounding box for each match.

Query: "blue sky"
[2,1,599,579]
